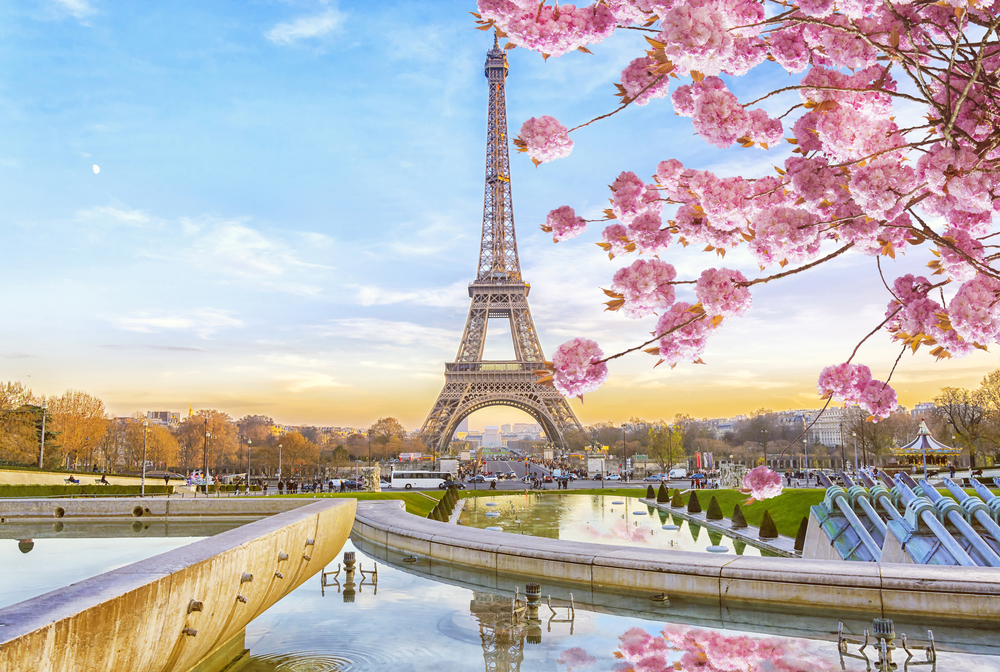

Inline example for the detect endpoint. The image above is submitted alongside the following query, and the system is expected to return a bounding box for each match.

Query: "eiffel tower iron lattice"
[419,38,584,452]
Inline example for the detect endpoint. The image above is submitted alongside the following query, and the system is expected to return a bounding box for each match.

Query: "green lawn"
[280,491,444,517]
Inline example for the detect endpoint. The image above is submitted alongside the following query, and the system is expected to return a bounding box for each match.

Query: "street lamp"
[38,400,47,468]
[247,438,252,491]
[760,429,767,469]
[620,423,629,483]
[852,431,859,473]
[202,419,209,496]
[367,428,373,468]
[84,436,91,472]
[141,420,148,496]
[278,443,283,481]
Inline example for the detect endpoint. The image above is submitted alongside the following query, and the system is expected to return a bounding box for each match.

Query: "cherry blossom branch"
[596,312,705,363]
[742,244,854,287]
[567,74,667,133]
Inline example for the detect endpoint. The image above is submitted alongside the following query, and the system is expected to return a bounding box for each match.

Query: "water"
[459,494,762,556]
[0,535,205,609]
[237,538,1000,671]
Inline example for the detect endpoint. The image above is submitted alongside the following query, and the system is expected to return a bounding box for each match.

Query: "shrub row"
[0,484,174,498]
[428,487,460,521]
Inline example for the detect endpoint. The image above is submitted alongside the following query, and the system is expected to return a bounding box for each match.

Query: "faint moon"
[92,165,100,174]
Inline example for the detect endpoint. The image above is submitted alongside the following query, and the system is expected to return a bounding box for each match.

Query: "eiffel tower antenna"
[419,39,583,452]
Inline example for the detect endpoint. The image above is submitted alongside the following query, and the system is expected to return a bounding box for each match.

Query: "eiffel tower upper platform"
[419,37,584,452]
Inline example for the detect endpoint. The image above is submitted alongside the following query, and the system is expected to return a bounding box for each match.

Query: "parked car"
[606,474,622,481]
[438,479,466,490]
[543,475,553,483]
[643,474,668,482]
[668,468,688,479]
[593,473,603,480]
[469,474,486,483]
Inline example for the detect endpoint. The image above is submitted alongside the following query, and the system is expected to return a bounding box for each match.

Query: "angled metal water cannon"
[921,475,1000,561]
[858,469,907,528]
[814,471,882,561]
[899,472,1000,566]
[839,471,887,544]
[969,477,1000,523]
[889,473,977,566]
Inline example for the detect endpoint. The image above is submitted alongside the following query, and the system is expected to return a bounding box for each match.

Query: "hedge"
[0,484,174,498]
[196,484,261,493]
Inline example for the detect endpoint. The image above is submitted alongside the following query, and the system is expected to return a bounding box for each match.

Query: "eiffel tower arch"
[419,37,584,452]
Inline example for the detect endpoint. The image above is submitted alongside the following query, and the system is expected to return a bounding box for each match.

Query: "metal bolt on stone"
[187,600,203,613]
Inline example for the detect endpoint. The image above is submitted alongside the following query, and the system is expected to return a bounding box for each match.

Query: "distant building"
[911,402,936,418]
[483,426,501,447]
[457,417,469,433]
[807,406,852,447]
[146,411,180,428]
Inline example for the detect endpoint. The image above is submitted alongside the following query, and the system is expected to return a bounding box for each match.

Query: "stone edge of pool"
[0,498,356,672]
[353,499,1000,621]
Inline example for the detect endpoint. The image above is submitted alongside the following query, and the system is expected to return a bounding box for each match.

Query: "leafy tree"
[935,387,986,468]
[48,390,108,469]
[369,417,406,446]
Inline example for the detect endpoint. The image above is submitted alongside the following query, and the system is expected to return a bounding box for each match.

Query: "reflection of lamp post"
[141,420,148,496]
[38,400,47,468]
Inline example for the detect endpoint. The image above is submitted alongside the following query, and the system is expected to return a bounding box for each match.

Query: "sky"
[2,0,998,432]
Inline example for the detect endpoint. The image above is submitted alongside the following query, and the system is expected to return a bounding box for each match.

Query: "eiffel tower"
[419,37,583,452]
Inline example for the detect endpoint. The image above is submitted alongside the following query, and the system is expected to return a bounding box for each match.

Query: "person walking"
[278,479,285,495]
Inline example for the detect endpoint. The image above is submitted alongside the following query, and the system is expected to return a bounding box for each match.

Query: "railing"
[446,362,543,372]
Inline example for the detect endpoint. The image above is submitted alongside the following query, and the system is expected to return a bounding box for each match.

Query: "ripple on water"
[249,652,354,671]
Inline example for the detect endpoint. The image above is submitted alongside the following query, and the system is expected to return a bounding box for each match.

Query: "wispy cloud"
[350,281,468,308]
[316,318,458,350]
[173,219,332,296]
[266,10,341,45]
[51,0,94,19]
[278,372,345,392]
[111,309,243,338]
[77,205,150,227]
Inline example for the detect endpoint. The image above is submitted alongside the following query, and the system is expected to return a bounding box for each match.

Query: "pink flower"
[695,268,752,318]
[655,302,712,366]
[620,56,671,106]
[611,258,677,318]
[627,210,672,254]
[859,379,897,420]
[611,171,658,225]
[749,207,822,266]
[479,1,617,57]
[517,115,573,164]
[545,205,587,242]
[742,465,782,503]
[816,362,872,405]
[551,337,609,397]
[949,275,1000,345]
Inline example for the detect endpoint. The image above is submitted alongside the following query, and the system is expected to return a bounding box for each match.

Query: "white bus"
[390,471,450,490]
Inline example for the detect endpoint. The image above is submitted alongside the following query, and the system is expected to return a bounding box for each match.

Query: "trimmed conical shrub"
[706,496,723,521]
[731,504,748,529]
[670,489,684,508]
[759,510,778,539]
[657,483,669,503]
[794,516,809,552]
[687,490,702,514]
[646,485,655,499]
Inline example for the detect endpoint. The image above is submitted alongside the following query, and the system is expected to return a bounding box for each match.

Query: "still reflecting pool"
[459,494,762,556]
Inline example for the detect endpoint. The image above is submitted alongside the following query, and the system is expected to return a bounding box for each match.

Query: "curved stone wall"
[353,499,1000,621]
[0,498,355,672]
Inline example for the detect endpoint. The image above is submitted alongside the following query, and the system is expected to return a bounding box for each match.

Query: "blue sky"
[2,0,996,430]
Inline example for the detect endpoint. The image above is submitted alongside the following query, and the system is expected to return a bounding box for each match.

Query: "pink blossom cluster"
[817,363,897,420]
[478,0,616,57]
[742,466,782,503]
[884,274,971,356]
[613,624,835,672]
[544,205,586,242]
[655,302,711,366]
[695,267,751,317]
[611,258,677,318]
[620,56,671,106]
[657,0,767,77]
[551,337,609,397]
[749,207,821,266]
[949,276,1000,346]
[672,77,782,149]
[517,115,573,164]
[610,171,659,225]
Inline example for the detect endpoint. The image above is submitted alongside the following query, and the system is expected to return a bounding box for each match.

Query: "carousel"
[886,420,962,473]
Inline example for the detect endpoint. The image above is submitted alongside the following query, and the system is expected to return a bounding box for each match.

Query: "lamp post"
[278,443,283,481]
[367,429,373,468]
[760,429,767,469]
[84,436,91,472]
[247,438,252,492]
[620,423,628,483]
[852,431,858,474]
[141,420,148,496]
[38,400,47,468]
[202,419,209,496]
